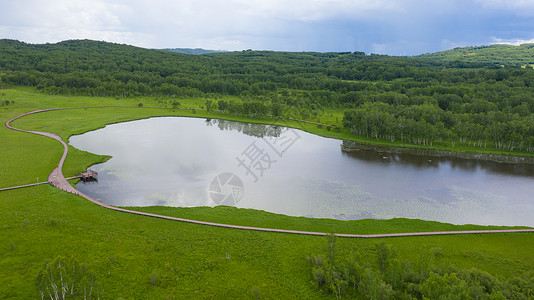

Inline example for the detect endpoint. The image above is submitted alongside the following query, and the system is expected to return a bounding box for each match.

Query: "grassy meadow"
[1,87,533,298]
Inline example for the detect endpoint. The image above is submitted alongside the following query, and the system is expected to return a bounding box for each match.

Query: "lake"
[69,117,534,226]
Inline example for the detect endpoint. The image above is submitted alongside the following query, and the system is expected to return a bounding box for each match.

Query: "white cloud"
[111,0,456,49]
[231,0,402,22]
[491,37,534,46]
[0,0,140,44]
[0,24,154,47]
[0,0,533,54]
[0,0,124,28]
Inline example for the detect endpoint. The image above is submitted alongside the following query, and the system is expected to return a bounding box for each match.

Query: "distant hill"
[416,44,534,67]
[162,48,226,55]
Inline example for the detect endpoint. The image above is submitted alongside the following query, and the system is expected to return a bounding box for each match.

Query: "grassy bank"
[1,87,533,298]
[123,206,530,235]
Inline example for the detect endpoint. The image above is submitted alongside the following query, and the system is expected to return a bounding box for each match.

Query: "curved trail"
[5,108,534,238]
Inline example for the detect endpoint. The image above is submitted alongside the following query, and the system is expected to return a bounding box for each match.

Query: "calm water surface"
[69,117,534,226]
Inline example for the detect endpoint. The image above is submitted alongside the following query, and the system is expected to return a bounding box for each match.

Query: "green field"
[1,88,533,298]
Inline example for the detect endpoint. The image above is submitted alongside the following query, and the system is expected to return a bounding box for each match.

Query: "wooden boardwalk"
[4,108,534,238]
[0,181,49,191]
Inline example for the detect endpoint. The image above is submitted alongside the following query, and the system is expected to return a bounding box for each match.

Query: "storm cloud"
[1,0,533,55]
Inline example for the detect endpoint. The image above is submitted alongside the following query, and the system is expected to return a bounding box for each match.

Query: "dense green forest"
[416,43,534,67]
[1,39,533,153]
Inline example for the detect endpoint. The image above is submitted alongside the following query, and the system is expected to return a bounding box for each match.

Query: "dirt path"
[4,108,534,238]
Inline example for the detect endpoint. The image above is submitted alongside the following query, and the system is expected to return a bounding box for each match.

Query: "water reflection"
[206,118,283,138]
[341,141,534,177]
[70,117,534,227]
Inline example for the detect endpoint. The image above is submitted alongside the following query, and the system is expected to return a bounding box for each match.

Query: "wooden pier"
[77,170,98,182]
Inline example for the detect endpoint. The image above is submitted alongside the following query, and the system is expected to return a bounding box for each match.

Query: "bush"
[309,240,533,299]
[36,256,100,299]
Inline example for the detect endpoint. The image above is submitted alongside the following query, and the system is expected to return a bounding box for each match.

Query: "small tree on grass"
[171,100,181,110]
[205,99,213,113]
[309,234,348,298]
[36,256,100,299]
[376,242,396,273]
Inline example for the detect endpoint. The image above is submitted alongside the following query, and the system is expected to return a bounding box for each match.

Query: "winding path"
[4,108,534,238]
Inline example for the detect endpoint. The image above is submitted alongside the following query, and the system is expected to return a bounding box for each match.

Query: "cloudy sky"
[1,0,533,55]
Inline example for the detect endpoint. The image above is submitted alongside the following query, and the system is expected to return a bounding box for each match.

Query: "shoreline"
[7,107,534,236]
[341,140,534,165]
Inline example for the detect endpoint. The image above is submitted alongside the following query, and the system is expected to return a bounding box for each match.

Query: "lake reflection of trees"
[206,119,283,138]
[341,141,534,177]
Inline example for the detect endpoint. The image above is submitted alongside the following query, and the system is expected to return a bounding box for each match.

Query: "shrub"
[36,256,100,299]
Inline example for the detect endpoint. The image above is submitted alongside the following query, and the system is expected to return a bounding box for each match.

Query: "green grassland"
[1,87,533,298]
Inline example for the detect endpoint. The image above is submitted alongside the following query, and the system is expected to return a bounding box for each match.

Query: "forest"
[0,39,533,153]
[416,43,534,66]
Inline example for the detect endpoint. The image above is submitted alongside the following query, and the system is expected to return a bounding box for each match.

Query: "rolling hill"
[416,43,534,66]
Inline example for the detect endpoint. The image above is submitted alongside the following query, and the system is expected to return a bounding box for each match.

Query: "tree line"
[343,102,534,152]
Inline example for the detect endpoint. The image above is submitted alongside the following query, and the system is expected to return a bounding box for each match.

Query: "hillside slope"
[416,43,534,66]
